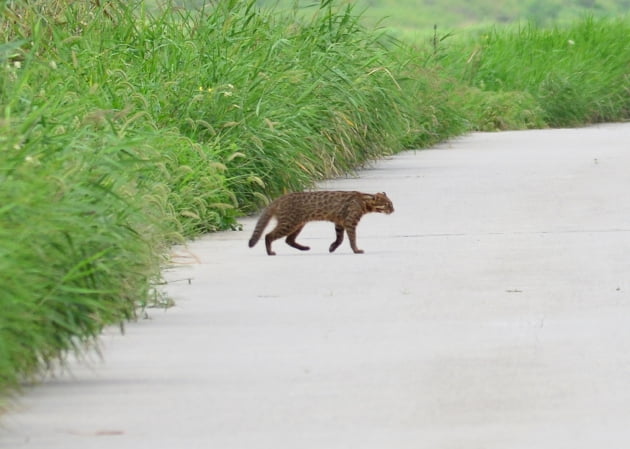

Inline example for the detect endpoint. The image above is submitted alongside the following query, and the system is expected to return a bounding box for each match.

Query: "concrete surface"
[2,123,630,449]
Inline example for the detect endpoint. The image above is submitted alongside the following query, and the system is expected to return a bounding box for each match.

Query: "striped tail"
[248,208,274,248]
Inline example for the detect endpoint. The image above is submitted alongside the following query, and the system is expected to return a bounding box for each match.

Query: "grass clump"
[129,0,466,209]
[0,98,166,388]
[439,17,630,128]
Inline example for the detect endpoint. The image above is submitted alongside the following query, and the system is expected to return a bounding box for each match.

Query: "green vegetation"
[257,0,630,36]
[441,18,630,127]
[1,0,629,400]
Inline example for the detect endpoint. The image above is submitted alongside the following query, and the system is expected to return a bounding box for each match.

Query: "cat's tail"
[248,208,274,248]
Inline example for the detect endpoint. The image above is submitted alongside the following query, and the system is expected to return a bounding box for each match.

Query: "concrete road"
[3,124,630,448]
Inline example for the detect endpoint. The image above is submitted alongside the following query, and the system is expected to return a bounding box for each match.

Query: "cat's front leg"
[345,226,364,254]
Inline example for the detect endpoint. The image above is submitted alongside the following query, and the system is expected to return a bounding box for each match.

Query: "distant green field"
[259,0,630,37]
[167,0,630,41]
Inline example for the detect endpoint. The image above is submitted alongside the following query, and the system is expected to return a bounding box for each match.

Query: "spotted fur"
[248,191,394,255]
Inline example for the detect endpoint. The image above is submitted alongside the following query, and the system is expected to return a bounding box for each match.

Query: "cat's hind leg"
[329,224,344,253]
[264,233,278,256]
[285,225,310,251]
[264,224,291,256]
[265,223,306,255]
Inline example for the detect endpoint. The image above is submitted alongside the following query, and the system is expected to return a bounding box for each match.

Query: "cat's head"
[371,192,394,214]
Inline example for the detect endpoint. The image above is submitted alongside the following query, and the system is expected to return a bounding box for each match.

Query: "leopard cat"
[248,191,394,256]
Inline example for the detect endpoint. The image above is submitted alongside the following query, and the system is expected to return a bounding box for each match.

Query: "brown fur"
[248,191,394,255]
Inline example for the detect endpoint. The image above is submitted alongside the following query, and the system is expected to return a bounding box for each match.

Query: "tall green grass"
[126,0,465,209]
[439,17,630,128]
